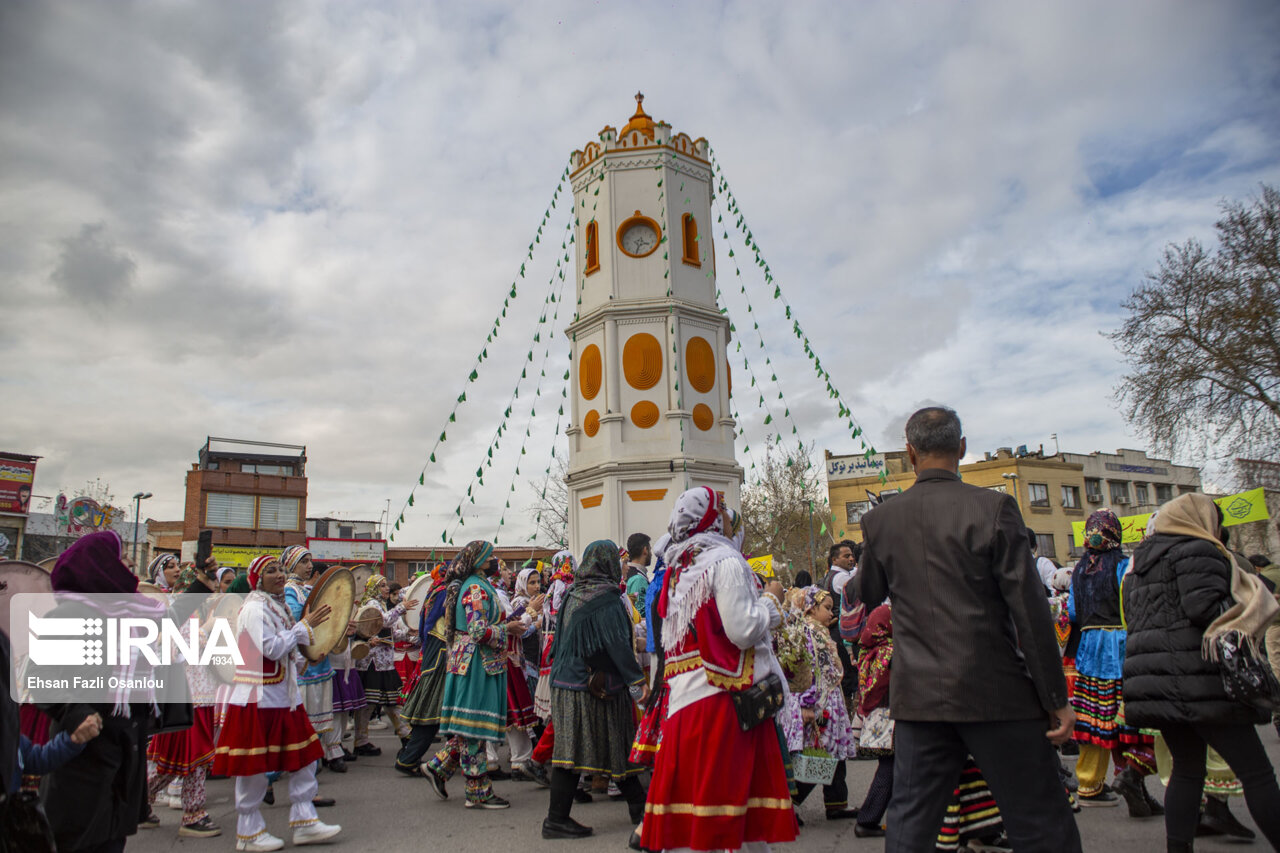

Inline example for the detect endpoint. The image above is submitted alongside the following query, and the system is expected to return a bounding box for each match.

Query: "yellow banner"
[1071,488,1271,546]
[211,545,283,569]
[747,554,775,578]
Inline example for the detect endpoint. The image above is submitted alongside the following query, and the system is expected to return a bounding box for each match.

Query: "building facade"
[182,437,308,567]
[828,446,1202,564]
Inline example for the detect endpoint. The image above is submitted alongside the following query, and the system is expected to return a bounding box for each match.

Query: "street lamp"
[132,491,153,569]
[1001,473,1021,513]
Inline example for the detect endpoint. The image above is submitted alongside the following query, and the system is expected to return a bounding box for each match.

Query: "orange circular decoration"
[631,401,660,429]
[623,333,663,390]
[692,403,715,431]
[579,344,602,400]
[583,409,600,437]
[685,336,716,394]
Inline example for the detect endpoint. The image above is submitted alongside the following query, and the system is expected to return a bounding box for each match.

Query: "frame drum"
[401,573,434,630]
[301,567,356,662]
[354,602,384,639]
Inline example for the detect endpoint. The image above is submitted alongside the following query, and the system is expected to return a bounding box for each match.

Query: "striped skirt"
[1070,674,1150,749]
[936,759,1003,851]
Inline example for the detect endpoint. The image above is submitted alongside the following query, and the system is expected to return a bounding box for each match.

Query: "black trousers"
[858,756,894,827]
[395,723,439,768]
[885,719,1082,853]
[793,759,849,811]
[547,767,645,823]
[1161,722,1280,847]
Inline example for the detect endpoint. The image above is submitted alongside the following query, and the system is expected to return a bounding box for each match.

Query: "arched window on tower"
[681,213,700,267]
[585,220,600,275]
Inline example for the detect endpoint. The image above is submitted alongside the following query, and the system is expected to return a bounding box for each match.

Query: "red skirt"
[149,706,216,775]
[396,653,421,703]
[210,703,323,777]
[506,660,538,729]
[641,692,797,851]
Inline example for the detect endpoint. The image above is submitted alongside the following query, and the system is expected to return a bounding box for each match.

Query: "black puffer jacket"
[1122,533,1267,726]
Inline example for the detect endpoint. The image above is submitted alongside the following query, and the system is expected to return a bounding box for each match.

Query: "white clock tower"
[564,94,742,556]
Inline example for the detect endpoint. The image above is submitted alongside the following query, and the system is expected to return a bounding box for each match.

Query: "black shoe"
[424,765,448,801]
[1167,842,1194,853]
[542,817,593,839]
[342,749,357,762]
[325,758,347,774]
[1143,781,1164,817]
[263,786,275,806]
[854,823,886,838]
[312,796,335,808]
[826,807,858,821]
[488,768,512,780]
[1078,785,1120,807]
[465,794,511,809]
[140,811,160,829]
[355,742,381,757]
[1202,794,1255,840]
[394,761,424,777]
[1113,768,1153,818]
[573,788,593,803]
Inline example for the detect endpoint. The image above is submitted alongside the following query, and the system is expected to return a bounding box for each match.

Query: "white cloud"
[2,0,1278,545]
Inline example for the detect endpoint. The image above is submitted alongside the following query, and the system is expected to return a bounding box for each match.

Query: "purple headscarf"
[52,530,139,594]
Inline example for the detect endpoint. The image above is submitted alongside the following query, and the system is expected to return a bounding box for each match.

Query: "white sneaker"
[236,831,284,852]
[293,821,342,846]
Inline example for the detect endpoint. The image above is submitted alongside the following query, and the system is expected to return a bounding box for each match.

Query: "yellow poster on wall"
[1071,488,1270,546]
[747,554,775,578]
[211,545,283,568]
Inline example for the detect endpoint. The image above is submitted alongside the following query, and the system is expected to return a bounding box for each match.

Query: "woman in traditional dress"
[145,564,222,837]
[395,572,451,775]
[38,531,216,853]
[352,575,415,754]
[641,487,798,853]
[541,540,649,839]
[852,603,893,838]
[493,564,545,783]
[210,554,339,852]
[1068,509,1160,814]
[535,550,577,721]
[785,587,858,820]
[280,547,345,773]
[423,540,518,809]
[148,552,181,592]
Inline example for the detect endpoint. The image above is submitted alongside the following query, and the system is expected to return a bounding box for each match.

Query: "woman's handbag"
[1213,630,1280,712]
[730,671,785,731]
[151,699,194,734]
[792,746,838,785]
[857,705,895,758]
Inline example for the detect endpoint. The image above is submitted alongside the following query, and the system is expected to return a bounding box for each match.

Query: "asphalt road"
[128,722,1280,852]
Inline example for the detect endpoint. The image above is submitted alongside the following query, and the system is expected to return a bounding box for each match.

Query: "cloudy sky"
[3,1,1278,544]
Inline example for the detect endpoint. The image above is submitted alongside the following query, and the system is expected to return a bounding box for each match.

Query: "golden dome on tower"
[619,92,656,141]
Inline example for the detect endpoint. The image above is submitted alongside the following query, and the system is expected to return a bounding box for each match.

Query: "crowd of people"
[4,405,1280,853]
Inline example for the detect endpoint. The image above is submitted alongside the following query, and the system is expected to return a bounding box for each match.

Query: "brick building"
[181,437,308,567]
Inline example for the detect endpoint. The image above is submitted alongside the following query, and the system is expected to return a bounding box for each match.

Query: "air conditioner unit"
[1116,497,1130,505]
[1086,493,1103,502]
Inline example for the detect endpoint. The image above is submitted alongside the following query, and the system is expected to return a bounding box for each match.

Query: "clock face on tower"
[616,212,661,258]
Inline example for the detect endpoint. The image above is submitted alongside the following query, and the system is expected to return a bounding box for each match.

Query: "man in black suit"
[856,407,1081,852]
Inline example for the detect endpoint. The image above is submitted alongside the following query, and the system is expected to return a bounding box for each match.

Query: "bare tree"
[526,455,569,547]
[1111,184,1280,464]
[740,438,830,583]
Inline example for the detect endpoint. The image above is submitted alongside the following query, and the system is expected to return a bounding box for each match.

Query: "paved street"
[128,723,1280,852]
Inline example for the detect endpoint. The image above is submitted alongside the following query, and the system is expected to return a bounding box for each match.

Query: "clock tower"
[564,94,742,556]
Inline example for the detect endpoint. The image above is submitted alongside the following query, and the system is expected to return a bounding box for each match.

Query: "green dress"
[437,574,508,742]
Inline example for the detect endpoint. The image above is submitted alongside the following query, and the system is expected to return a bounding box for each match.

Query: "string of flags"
[389,163,570,543]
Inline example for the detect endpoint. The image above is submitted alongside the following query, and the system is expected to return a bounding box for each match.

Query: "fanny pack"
[730,671,785,731]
